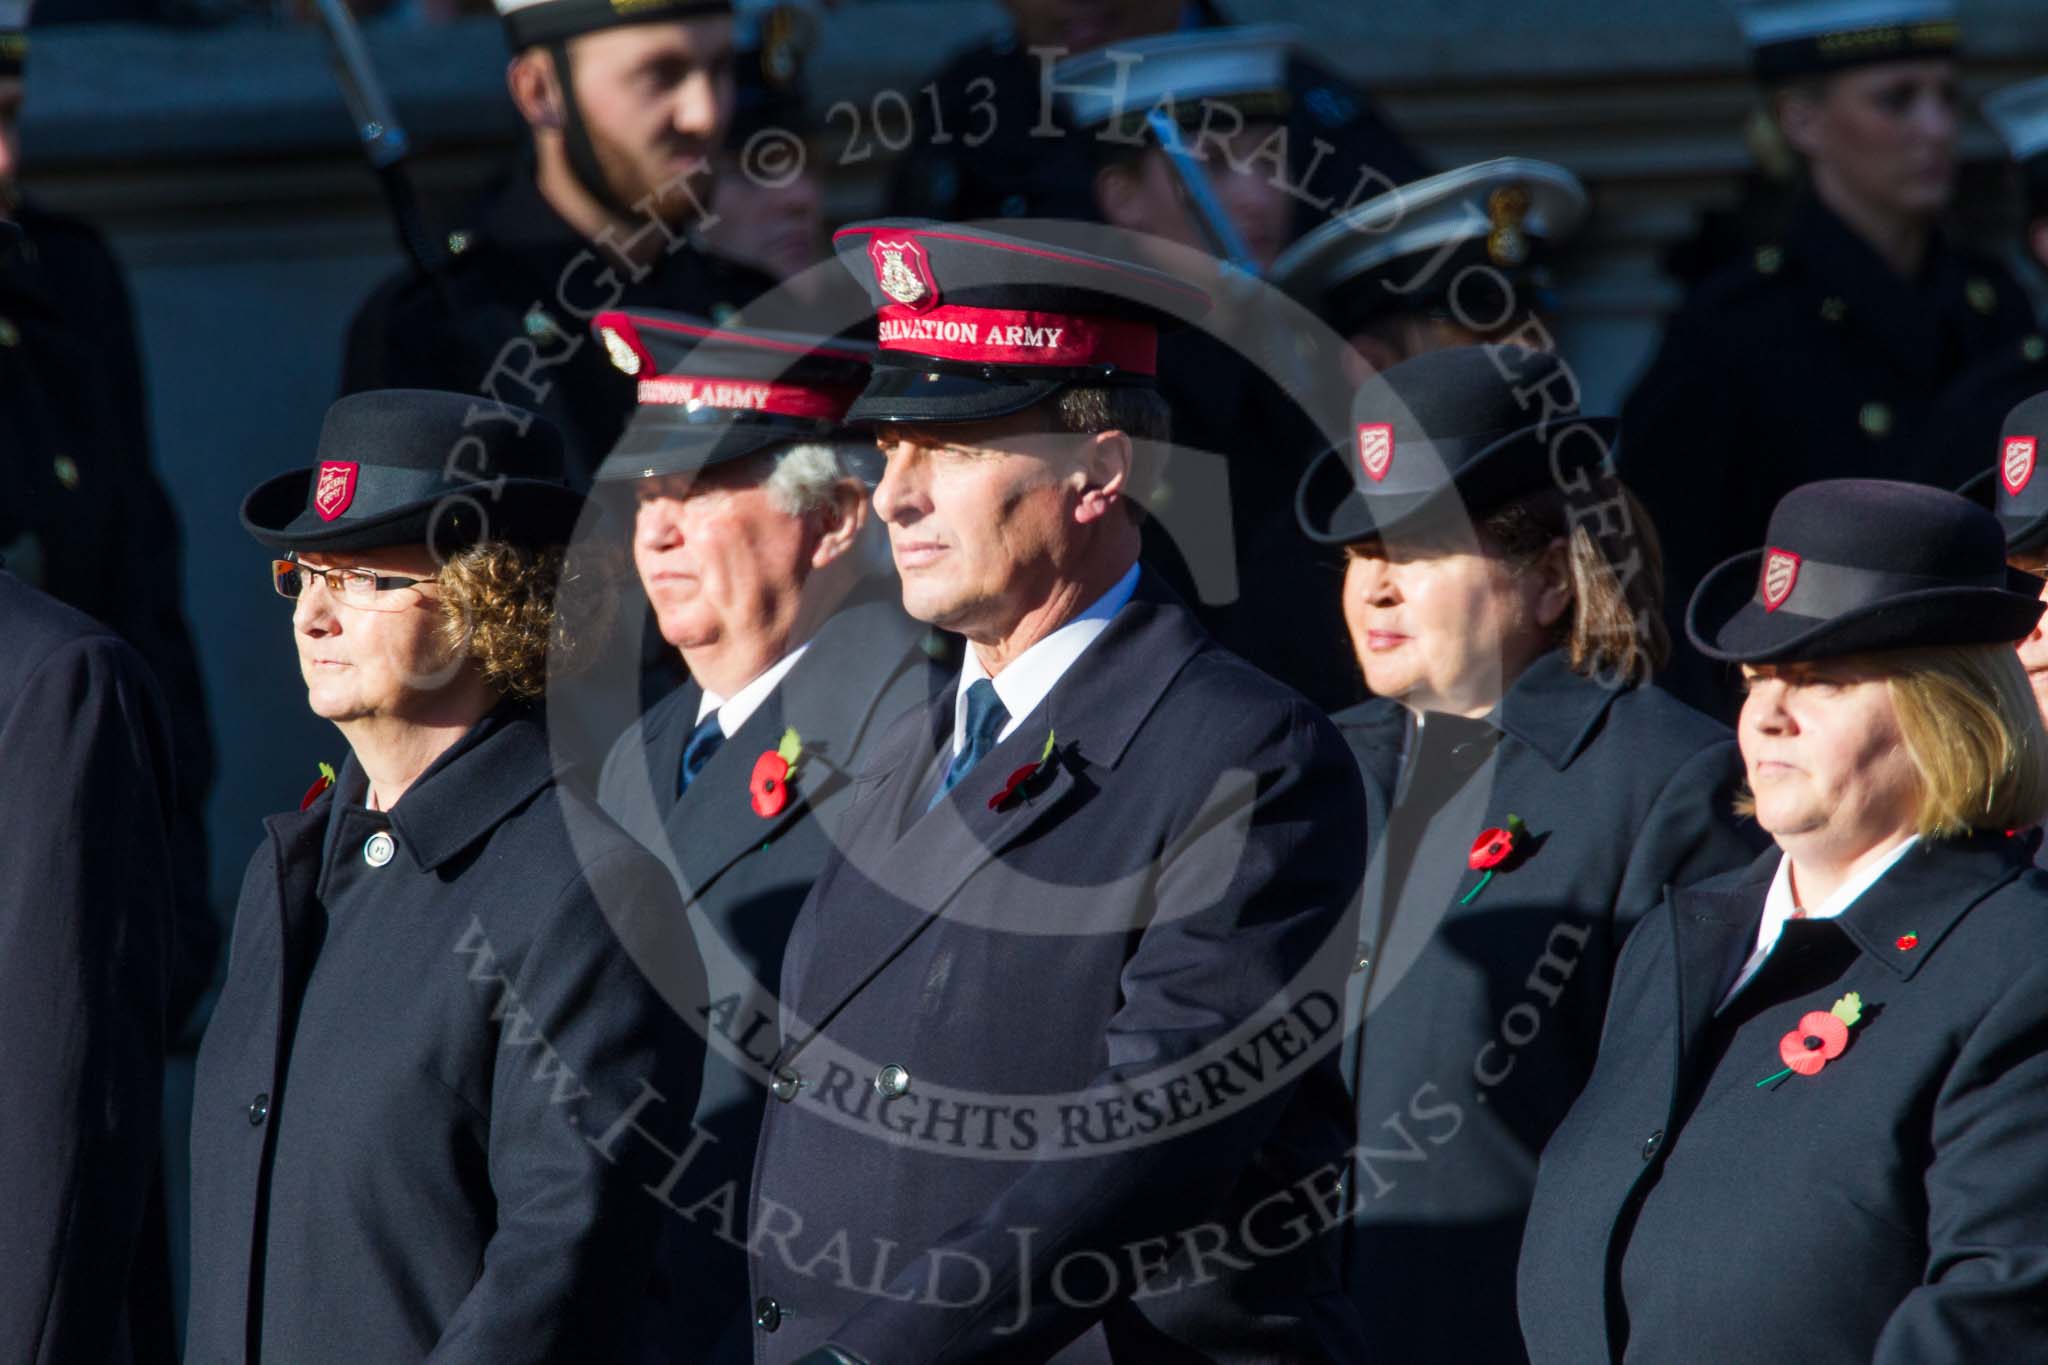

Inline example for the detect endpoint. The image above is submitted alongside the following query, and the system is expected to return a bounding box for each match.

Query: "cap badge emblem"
[871,238,937,310]
[600,326,642,375]
[1486,185,1532,268]
[1761,547,1801,612]
[2003,436,2037,498]
[314,461,359,522]
[1357,423,1393,483]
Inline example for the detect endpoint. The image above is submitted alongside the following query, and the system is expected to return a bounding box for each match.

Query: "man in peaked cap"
[584,310,944,1365]
[745,220,1368,1362]
[1621,0,2036,722]
[1271,158,1590,387]
[1925,78,2048,487]
[340,0,776,489]
[889,1,1426,244]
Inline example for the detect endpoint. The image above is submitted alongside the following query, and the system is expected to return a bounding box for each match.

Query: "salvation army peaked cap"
[591,309,874,480]
[1730,0,1958,82]
[832,219,1211,424]
[241,389,586,553]
[1295,345,1617,544]
[1054,26,1297,139]
[1957,391,2048,557]
[1686,479,2042,663]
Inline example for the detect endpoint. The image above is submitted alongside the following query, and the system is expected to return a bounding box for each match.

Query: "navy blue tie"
[931,679,1010,809]
[678,713,725,796]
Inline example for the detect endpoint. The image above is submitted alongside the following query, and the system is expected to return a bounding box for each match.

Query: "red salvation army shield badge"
[870,238,938,311]
[1357,423,1393,483]
[313,461,359,522]
[1760,547,1801,612]
[2003,436,2038,497]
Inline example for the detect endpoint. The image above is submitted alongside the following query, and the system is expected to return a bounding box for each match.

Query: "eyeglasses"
[272,557,436,611]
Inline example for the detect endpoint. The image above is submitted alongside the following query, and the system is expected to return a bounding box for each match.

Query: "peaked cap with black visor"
[493,0,733,222]
[831,219,1211,425]
[589,307,874,479]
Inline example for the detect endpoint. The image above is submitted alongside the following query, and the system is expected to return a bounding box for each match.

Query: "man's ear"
[2029,217,2048,275]
[809,479,869,569]
[1073,429,1132,526]
[507,50,564,131]
[1094,163,1145,233]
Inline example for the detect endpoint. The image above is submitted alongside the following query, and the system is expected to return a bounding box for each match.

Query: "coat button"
[874,1064,911,1099]
[363,831,395,867]
[769,1069,801,1103]
[754,1296,781,1332]
[1641,1128,1663,1161]
[248,1093,270,1126]
[1353,946,1372,974]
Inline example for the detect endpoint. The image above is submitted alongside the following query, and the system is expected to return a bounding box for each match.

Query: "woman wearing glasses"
[186,390,704,1364]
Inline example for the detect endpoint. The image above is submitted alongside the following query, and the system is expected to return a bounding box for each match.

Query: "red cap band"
[636,375,858,420]
[875,304,1158,376]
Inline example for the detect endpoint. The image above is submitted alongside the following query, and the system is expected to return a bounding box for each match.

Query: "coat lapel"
[1665,866,1769,1101]
[786,575,1207,1056]
[664,596,935,904]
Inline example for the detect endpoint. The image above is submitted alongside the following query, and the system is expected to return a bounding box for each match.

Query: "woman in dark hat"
[186,390,705,1364]
[1621,0,2037,718]
[1520,477,2048,1364]
[1963,391,2048,721]
[1296,345,1761,1365]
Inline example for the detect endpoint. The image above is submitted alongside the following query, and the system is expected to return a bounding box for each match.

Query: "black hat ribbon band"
[1758,550,2006,619]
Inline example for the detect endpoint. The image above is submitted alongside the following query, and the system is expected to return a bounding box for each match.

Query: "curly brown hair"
[435,540,618,699]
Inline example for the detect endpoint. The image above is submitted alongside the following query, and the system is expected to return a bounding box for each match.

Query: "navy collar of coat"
[1683,829,2027,983]
[1341,648,1628,774]
[318,701,556,875]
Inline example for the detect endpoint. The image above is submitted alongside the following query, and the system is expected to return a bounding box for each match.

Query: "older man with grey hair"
[588,310,945,1365]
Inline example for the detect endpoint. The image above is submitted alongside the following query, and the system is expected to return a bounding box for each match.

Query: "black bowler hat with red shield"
[240,389,584,554]
[1958,392,2048,557]
[1293,344,1617,544]
[590,309,875,480]
[1687,478,2043,664]
[831,219,1211,424]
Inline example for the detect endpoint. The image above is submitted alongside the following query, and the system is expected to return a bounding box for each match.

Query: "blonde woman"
[188,391,702,1364]
[1522,479,2048,1364]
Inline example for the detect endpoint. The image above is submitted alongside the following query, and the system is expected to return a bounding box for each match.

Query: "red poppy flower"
[989,761,1041,811]
[1895,933,1919,952]
[299,773,333,811]
[750,751,791,818]
[1778,1011,1850,1077]
[1470,826,1517,870]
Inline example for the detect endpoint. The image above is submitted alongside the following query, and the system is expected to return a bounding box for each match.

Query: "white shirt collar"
[951,563,1141,755]
[695,642,810,738]
[1718,834,1920,1010]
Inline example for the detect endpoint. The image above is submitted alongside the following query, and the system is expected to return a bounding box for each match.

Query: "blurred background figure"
[1270,157,1589,387]
[699,3,836,304]
[1961,392,2048,759]
[0,571,174,1365]
[1047,26,1379,710]
[1620,0,2037,719]
[2,9,216,1355]
[1926,76,2048,479]
[341,0,776,487]
[889,0,1426,243]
